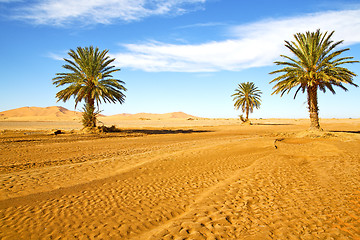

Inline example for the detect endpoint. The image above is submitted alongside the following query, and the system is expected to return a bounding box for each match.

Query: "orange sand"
[0,118,359,239]
[0,106,196,122]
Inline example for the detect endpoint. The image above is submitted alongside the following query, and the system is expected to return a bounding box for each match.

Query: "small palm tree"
[270,30,358,130]
[232,82,262,122]
[53,46,126,128]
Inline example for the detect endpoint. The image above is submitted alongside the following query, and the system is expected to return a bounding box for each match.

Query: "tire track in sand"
[0,137,271,239]
[147,138,360,240]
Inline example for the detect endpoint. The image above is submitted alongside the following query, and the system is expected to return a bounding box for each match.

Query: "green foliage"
[232,82,262,121]
[270,29,358,97]
[269,29,358,129]
[52,46,126,128]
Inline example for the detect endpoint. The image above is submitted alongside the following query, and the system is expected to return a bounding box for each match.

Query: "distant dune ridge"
[106,111,198,120]
[0,106,198,121]
[0,106,82,121]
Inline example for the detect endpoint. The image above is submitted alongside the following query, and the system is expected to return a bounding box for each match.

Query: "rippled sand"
[1,119,359,239]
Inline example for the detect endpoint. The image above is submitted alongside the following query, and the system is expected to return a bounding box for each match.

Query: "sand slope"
[0,106,198,122]
[101,112,198,120]
[0,106,82,121]
[0,120,359,239]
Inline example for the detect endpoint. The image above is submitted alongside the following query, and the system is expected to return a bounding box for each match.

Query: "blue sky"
[0,0,359,118]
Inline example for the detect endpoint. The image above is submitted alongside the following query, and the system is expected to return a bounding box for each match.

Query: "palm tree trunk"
[88,98,96,128]
[245,105,249,121]
[307,86,321,130]
[82,97,97,129]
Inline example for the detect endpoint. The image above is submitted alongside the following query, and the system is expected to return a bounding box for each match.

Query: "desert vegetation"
[52,46,126,129]
[270,29,358,130]
[49,30,358,131]
[231,82,262,123]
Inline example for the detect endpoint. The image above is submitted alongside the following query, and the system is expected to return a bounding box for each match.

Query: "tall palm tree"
[53,46,126,128]
[232,82,262,122]
[270,30,358,130]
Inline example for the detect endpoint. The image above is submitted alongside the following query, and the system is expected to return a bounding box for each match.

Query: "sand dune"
[102,111,198,120]
[0,106,198,121]
[0,119,359,239]
[0,106,81,121]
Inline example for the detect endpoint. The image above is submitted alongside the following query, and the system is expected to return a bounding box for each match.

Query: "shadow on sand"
[329,130,360,134]
[252,123,294,126]
[119,129,211,135]
[97,125,211,135]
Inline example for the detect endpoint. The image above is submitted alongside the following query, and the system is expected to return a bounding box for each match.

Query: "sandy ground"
[0,119,359,239]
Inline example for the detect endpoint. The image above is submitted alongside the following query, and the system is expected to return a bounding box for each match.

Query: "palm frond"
[52,46,127,127]
[269,29,358,98]
[231,82,262,117]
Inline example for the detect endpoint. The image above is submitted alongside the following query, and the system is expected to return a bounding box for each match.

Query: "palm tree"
[270,29,358,130]
[53,46,126,128]
[232,82,262,122]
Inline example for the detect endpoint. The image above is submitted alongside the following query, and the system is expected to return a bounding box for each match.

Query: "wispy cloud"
[113,8,360,72]
[47,52,66,61]
[10,0,205,26]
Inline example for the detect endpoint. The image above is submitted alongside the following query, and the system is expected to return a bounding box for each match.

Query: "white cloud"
[113,8,360,72]
[47,52,66,61]
[12,0,205,25]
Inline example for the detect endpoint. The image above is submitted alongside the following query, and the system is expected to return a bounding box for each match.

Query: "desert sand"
[0,106,197,123]
[0,115,360,239]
